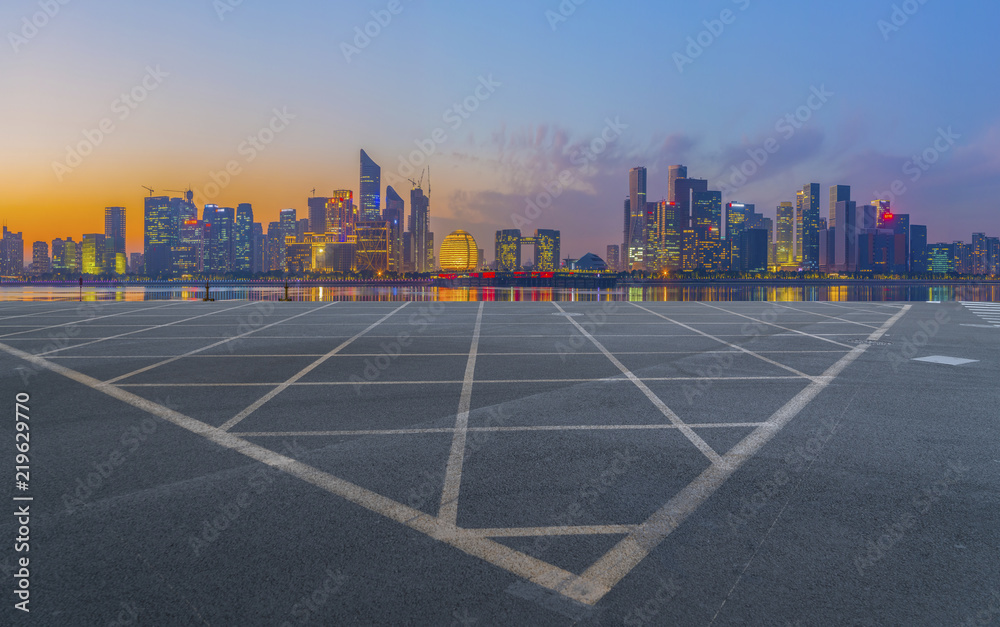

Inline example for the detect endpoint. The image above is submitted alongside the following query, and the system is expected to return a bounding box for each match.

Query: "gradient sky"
[3,0,998,262]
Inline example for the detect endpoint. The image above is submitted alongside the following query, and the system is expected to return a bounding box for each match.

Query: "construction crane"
[165,188,194,202]
[141,186,155,197]
[408,168,426,190]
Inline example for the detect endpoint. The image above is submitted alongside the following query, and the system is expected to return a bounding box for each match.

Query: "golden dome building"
[439,230,479,272]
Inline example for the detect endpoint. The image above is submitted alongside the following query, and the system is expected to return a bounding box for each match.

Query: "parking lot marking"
[439,303,485,526]
[552,303,722,465]
[219,302,411,432]
[697,302,855,349]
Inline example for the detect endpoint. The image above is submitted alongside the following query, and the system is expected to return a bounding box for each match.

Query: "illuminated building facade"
[81,234,106,275]
[383,186,405,273]
[495,230,521,272]
[104,207,126,258]
[627,167,647,269]
[143,196,174,276]
[176,219,206,273]
[360,150,381,221]
[439,230,479,272]
[776,202,794,265]
[31,241,50,275]
[356,221,391,274]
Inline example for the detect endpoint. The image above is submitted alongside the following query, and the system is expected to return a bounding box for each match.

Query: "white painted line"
[104,302,341,384]
[113,377,807,388]
[231,423,771,438]
[768,303,880,329]
[631,303,818,383]
[697,302,855,349]
[469,525,637,538]
[0,340,607,607]
[570,304,912,606]
[0,301,184,340]
[438,302,485,526]
[553,302,722,465]
[219,302,411,432]
[912,356,979,366]
[37,301,259,356]
[960,324,1000,329]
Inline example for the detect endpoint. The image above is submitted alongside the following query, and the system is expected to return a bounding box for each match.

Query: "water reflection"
[1,283,998,303]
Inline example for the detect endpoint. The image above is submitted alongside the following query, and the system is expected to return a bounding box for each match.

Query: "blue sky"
[2,0,997,257]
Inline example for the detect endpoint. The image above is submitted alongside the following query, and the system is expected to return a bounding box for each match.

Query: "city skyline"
[2,2,998,261]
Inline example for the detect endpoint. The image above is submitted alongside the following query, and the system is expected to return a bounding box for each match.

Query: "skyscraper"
[673,177,709,231]
[606,245,620,272]
[252,222,264,274]
[383,186,405,273]
[776,202,794,265]
[104,207,126,258]
[410,186,431,273]
[31,242,50,275]
[910,225,928,272]
[692,190,722,237]
[206,207,235,274]
[81,234,106,275]
[668,165,688,205]
[495,230,521,272]
[798,183,820,269]
[829,185,850,228]
[266,221,285,272]
[234,203,253,273]
[143,196,174,276]
[658,201,683,270]
[308,195,330,235]
[532,229,561,272]
[355,221,391,274]
[627,167,647,269]
[360,150,382,221]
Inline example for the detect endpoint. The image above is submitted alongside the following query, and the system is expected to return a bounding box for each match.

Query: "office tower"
[873,200,892,227]
[143,196,175,276]
[251,223,264,274]
[673,177,708,232]
[726,202,751,240]
[644,202,659,270]
[832,200,857,271]
[51,239,66,273]
[680,229,698,271]
[892,214,910,273]
[129,252,143,275]
[31,242,50,275]
[928,244,954,273]
[796,184,820,269]
[295,218,309,242]
[234,204,253,273]
[533,229,561,272]
[622,198,630,269]
[606,245,620,272]
[856,204,878,230]
[627,167,647,268]
[176,220,205,273]
[266,222,285,272]
[776,203,794,265]
[285,236,313,274]
[668,165,688,205]
[910,225,928,272]
[308,196,330,235]
[739,229,769,273]
[81,234,106,275]
[383,186,405,273]
[279,208,297,239]
[327,191,355,241]
[972,233,987,275]
[360,150,382,221]
[104,207,126,258]
[692,190,722,238]
[355,221,391,274]
[439,230,479,272]
[206,207,235,274]
[410,186,431,273]
[495,230,521,271]
[829,185,850,228]
[655,201,682,270]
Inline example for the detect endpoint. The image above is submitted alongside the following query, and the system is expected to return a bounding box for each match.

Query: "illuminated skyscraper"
[31,242,50,275]
[627,167,647,268]
[206,207,235,274]
[360,150,382,221]
[81,234,106,275]
[531,229,560,272]
[266,221,285,272]
[673,177,709,231]
[798,183,820,269]
[606,245,620,272]
[252,223,264,274]
[668,165,687,205]
[308,196,330,235]
[234,203,253,273]
[104,207,126,257]
[143,196,174,276]
[410,186,431,273]
[910,224,928,272]
[176,220,206,274]
[776,202,794,265]
[692,190,722,238]
[658,201,683,269]
[355,221,391,274]
[495,230,521,271]
[383,186,405,273]
[829,185,850,228]
[328,192,355,241]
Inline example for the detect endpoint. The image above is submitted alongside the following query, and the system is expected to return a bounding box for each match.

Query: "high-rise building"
[410,186,431,273]
[176,220,206,274]
[495,230,521,271]
[928,243,954,274]
[383,186,405,273]
[1,227,26,276]
[673,177,708,230]
[829,185,850,229]
[910,225,928,272]
[360,150,382,221]
[252,223,264,274]
[692,190,722,238]
[833,200,857,271]
[129,252,143,275]
[972,233,988,275]
[308,196,330,235]
[776,203,795,265]
[104,207,126,257]
[739,229,769,273]
[644,201,659,270]
[51,239,66,273]
[798,183,820,269]
[606,245,620,272]
[279,209,298,240]
[328,192,355,241]
[627,167,647,269]
[532,229,560,272]
[206,207,235,274]
[31,242,50,275]
[726,202,751,240]
[81,234,106,275]
[266,221,285,272]
[355,221,391,274]
[234,203,253,273]
[667,165,688,206]
[658,201,683,270]
[143,196,175,276]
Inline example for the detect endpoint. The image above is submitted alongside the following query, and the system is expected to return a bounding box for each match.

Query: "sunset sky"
[2,0,998,262]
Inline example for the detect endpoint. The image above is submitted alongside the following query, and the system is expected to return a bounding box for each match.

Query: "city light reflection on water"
[1,283,998,303]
